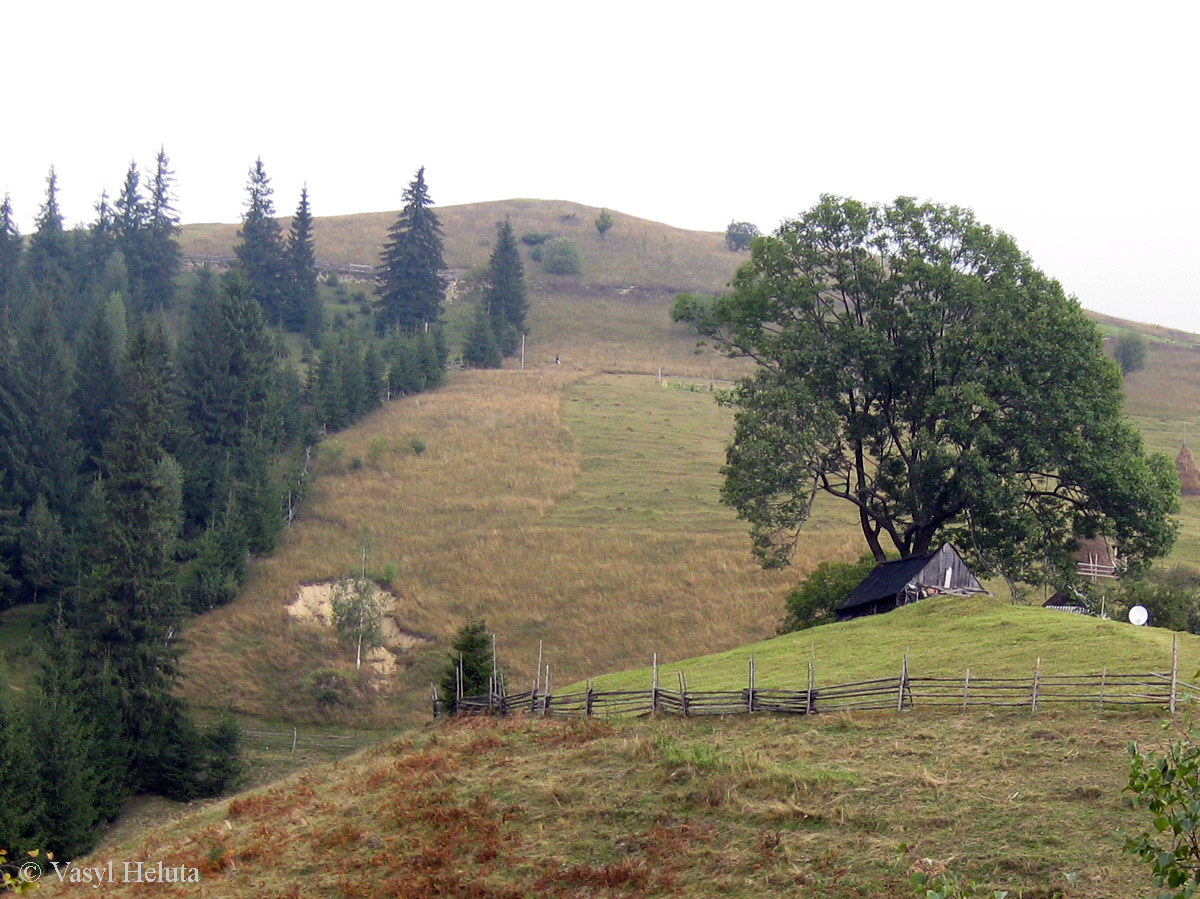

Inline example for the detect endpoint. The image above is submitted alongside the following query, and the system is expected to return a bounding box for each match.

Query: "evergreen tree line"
[0,157,451,859]
[463,218,529,369]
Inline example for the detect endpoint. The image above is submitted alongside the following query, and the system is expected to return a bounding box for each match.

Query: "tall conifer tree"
[484,218,527,356]
[77,323,187,791]
[143,147,181,311]
[114,161,150,314]
[0,195,22,306]
[235,158,288,326]
[377,167,445,333]
[26,167,73,311]
[285,186,321,336]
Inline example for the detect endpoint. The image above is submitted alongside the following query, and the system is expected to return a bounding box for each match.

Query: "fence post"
[747,654,756,714]
[651,653,659,716]
[431,682,441,719]
[679,671,689,717]
[291,727,298,754]
[1171,635,1179,714]
[586,678,594,718]
[806,660,814,715]
[543,665,552,716]
[897,655,908,713]
[1099,666,1106,714]
[962,668,970,713]
[1031,658,1041,712]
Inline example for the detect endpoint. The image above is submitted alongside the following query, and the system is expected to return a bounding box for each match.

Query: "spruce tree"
[73,294,125,475]
[376,167,446,333]
[178,270,282,534]
[14,302,81,518]
[484,218,527,356]
[463,301,502,369]
[76,324,188,792]
[0,195,22,306]
[0,694,41,854]
[235,158,288,326]
[285,186,321,337]
[32,623,102,858]
[143,147,181,311]
[114,161,151,314]
[25,167,73,312]
[439,619,493,712]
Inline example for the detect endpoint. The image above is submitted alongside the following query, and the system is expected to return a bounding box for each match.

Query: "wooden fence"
[435,640,1197,720]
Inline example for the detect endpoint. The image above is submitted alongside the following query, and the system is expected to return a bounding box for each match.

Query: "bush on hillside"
[779,555,877,633]
[1106,566,1200,632]
[520,231,552,246]
[541,238,583,275]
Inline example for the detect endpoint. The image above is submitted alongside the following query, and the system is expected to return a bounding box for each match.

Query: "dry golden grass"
[179,366,813,727]
[180,199,743,294]
[45,711,1177,898]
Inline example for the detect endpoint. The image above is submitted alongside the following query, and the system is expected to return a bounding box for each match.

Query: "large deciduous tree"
[674,195,1178,583]
[376,167,445,333]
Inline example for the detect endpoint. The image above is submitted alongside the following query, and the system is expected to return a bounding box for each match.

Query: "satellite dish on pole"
[1129,605,1149,626]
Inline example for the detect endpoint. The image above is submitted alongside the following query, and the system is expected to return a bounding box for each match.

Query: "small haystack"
[1177,443,1200,496]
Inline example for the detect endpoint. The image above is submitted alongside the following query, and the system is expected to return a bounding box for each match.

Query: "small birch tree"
[331,577,384,671]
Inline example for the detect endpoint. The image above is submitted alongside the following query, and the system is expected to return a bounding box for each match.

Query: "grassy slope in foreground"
[581,595,1200,694]
[44,711,1173,898]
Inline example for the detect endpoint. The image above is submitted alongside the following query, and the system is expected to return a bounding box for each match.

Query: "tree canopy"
[674,195,1178,583]
[377,167,446,333]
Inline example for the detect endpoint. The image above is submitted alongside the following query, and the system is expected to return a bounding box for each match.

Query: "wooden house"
[836,543,985,621]
[1043,590,1091,615]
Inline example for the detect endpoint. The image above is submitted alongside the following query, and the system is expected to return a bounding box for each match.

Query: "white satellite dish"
[1129,605,1149,626]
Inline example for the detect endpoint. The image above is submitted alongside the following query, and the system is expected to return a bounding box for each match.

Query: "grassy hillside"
[171,199,1200,731]
[583,594,1200,694]
[44,707,1178,898]
[181,199,741,293]
[25,199,1200,896]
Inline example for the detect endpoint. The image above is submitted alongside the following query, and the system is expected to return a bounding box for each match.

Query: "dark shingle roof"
[836,549,940,613]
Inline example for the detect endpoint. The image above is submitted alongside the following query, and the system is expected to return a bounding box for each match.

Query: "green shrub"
[302,668,354,708]
[410,436,427,455]
[541,237,583,275]
[520,231,552,246]
[1126,727,1200,898]
[366,436,389,467]
[779,554,877,633]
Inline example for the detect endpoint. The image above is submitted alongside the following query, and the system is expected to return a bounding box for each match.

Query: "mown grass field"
[43,710,1184,898]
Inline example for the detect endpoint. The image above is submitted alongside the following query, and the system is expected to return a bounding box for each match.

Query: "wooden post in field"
[651,653,659,716]
[962,668,971,713]
[1031,658,1041,712]
[291,727,298,754]
[521,333,525,371]
[535,640,543,694]
[1099,666,1107,714]
[747,654,756,714]
[1171,635,1179,714]
[586,679,594,718]
[806,660,814,715]
[897,655,908,713]
[679,671,689,717]
[456,653,464,709]
[491,634,498,709]
[543,665,552,716]
[431,683,441,718]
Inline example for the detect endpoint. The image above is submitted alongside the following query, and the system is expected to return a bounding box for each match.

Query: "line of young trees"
[0,155,450,860]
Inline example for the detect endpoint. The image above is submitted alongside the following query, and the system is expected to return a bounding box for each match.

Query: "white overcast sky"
[4,1,1197,330]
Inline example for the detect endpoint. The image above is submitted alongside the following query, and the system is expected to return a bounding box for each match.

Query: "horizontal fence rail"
[435,639,1196,721]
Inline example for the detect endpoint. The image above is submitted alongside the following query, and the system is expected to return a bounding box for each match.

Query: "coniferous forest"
[0,153,450,859]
